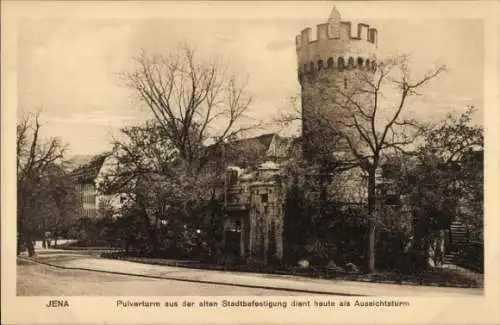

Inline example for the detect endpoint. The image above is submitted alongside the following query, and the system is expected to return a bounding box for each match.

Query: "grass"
[101,253,482,289]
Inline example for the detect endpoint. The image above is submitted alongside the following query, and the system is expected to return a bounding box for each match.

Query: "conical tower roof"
[328,5,341,21]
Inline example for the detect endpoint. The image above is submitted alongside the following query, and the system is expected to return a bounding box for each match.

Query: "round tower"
[296,6,378,163]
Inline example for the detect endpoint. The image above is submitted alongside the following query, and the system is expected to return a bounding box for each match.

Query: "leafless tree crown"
[124,43,257,173]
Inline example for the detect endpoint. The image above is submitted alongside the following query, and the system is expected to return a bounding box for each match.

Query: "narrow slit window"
[338,57,345,70]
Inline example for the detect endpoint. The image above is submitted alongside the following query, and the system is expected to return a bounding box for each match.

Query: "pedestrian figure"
[27,236,35,257]
[43,231,51,249]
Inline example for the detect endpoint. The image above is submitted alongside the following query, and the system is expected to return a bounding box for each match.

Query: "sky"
[16,2,485,156]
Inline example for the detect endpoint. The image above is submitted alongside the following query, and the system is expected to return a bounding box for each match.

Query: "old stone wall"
[247,182,284,264]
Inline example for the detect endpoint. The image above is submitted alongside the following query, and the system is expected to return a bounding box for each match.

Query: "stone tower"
[296,6,378,162]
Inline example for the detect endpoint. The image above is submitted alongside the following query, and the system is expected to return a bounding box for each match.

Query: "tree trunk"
[319,174,328,225]
[366,168,377,273]
[208,199,219,259]
[136,194,157,254]
[25,231,35,257]
[425,229,445,267]
[435,230,445,267]
[149,217,160,254]
[320,175,328,205]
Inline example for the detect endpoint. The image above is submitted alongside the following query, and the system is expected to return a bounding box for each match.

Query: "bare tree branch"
[123,43,257,175]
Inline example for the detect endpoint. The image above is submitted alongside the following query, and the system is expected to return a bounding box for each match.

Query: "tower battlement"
[296,6,378,77]
[296,22,377,49]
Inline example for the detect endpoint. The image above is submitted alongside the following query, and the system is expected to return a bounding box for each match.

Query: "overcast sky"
[16,2,485,156]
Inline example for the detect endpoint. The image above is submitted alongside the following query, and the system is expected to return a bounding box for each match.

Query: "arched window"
[327,57,334,68]
[348,57,355,69]
[304,63,308,72]
[371,60,377,72]
[318,60,324,70]
[365,59,370,70]
[338,57,345,70]
[357,57,364,67]
[310,62,315,72]
[344,77,348,89]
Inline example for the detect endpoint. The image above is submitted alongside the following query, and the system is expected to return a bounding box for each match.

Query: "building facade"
[209,133,297,265]
[71,153,127,219]
[221,162,285,265]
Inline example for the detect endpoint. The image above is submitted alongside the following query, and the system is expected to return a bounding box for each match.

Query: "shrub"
[325,260,345,273]
[456,242,483,272]
[307,241,332,267]
[376,230,412,270]
[392,250,429,274]
[345,262,360,274]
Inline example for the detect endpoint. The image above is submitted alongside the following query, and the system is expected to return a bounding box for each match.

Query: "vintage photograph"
[14,2,484,297]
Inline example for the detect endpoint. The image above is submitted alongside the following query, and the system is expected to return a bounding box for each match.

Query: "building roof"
[68,133,302,185]
[206,133,299,168]
[70,152,112,183]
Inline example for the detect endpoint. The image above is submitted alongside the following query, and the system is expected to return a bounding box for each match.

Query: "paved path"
[19,249,483,297]
[17,259,316,296]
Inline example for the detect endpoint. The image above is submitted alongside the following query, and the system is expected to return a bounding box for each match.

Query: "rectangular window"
[227,219,241,232]
[261,193,268,203]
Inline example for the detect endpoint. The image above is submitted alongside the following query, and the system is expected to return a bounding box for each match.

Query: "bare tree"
[123,43,258,175]
[17,112,70,255]
[279,55,446,272]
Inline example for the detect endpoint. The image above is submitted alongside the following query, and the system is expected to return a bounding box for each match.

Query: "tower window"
[327,57,334,68]
[337,57,345,70]
[357,57,364,67]
[348,57,355,69]
[344,77,348,89]
[368,29,377,44]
